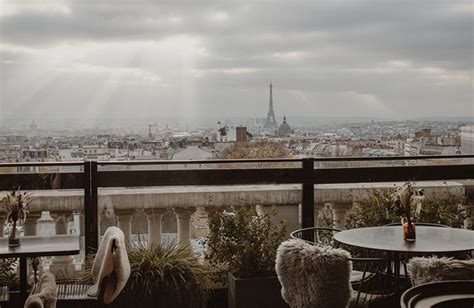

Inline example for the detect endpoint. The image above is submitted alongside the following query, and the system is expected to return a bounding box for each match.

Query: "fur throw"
[87,226,130,304]
[408,256,474,286]
[24,272,57,308]
[276,239,352,308]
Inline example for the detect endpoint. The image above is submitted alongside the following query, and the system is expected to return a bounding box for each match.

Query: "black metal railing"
[1,155,473,255]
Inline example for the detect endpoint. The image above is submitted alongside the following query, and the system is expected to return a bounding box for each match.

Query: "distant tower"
[264,82,278,129]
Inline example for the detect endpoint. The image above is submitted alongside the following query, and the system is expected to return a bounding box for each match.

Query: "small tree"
[218,141,292,159]
[205,206,286,279]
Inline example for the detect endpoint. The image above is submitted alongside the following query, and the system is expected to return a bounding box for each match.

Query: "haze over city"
[1,0,473,123]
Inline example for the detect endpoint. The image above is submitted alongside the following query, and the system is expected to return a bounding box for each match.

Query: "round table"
[334,226,474,253]
[334,226,474,290]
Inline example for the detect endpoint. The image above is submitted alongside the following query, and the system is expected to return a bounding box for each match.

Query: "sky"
[0,0,472,122]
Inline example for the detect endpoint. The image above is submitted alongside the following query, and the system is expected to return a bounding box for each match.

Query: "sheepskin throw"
[276,239,352,308]
[408,256,474,286]
[87,226,131,304]
[24,272,57,308]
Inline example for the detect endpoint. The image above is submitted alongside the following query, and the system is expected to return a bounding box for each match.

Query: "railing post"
[302,158,314,234]
[84,161,99,255]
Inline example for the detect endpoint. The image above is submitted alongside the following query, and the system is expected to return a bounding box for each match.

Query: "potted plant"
[82,242,211,308]
[2,189,33,247]
[205,206,288,308]
[391,181,424,241]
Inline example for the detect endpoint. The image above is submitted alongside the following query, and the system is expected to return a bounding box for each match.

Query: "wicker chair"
[290,227,393,307]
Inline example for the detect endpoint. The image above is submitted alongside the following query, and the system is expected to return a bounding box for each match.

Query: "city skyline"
[1,0,473,121]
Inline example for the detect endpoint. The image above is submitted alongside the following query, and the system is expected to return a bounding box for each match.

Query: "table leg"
[393,252,401,291]
[19,256,27,304]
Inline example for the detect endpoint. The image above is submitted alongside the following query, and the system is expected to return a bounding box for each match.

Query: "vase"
[8,220,21,247]
[403,220,416,242]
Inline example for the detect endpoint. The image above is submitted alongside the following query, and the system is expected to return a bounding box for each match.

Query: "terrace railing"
[0,155,473,259]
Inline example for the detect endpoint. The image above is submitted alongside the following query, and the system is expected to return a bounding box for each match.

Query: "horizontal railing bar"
[97,168,304,186]
[98,158,302,165]
[312,154,474,162]
[314,164,474,183]
[96,163,473,187]
[0,173,84,190]
[0,161,84,167]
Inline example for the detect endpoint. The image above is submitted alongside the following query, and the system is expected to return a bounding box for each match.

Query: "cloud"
[0,0,472,120]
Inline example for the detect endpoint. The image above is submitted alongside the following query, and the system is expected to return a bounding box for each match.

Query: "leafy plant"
[346,185,469,229]
[82,242,211,307]
[346,189,399,229]
[204,206,287,279]
[417,194,469,228]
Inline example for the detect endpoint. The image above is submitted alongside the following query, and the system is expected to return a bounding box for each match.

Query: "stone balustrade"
[0,180,472,280]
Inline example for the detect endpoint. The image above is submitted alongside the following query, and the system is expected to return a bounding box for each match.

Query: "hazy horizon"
[1,0,473,122]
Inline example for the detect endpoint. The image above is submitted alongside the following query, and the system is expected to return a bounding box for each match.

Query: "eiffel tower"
[264,82,278,129]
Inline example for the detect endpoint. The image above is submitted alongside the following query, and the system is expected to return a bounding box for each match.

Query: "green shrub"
[205,206,286,279]
[346,188,469,229]
[82,242,211,307]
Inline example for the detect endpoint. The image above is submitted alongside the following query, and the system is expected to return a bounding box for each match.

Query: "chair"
[56,226,130,307]
[25,272,57,308]
[287,227,392,307]
[407,256,474,286]
[400,280,474,308]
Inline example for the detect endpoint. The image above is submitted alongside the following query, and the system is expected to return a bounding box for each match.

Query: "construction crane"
[147,124,158,139]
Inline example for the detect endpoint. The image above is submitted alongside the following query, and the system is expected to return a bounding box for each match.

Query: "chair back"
[401,280,474,308]
[407,257,474,286]
[276,239,352,308]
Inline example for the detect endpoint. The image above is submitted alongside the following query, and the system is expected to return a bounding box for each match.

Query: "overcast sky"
[0,0,472,122]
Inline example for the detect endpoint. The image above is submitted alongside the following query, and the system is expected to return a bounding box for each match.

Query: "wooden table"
[0,235,80,304]
[334,226,474,290]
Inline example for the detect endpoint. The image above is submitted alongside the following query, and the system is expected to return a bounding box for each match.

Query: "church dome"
[278,116,293,136]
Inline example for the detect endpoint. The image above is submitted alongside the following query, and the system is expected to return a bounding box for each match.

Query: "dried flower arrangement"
[2,188,34,246]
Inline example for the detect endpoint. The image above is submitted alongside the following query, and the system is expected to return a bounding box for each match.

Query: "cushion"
[407,256,474,286]
[276,239,352,308]
[24,272,57,308]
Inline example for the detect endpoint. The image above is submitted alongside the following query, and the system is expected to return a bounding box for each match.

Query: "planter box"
[227,272,288,308]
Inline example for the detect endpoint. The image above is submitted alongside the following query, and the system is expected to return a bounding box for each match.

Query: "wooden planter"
[227,272,289,308]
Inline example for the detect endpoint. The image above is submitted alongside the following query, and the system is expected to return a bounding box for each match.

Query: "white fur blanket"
[276,239,353,308]
[24,272,57,308]
[407,256,474,286]
[87,226,130,304]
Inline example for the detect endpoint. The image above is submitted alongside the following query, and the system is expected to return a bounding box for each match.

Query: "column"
[23,212,42,236]
[115,209,135,243]
[314,203,324,228]
[50,211,76,280]
[0,213,5,237]
[144,208,167,246]
[173,207,196,247]
[203,206,218,236]
[79,212,85,236]
[462,204,474,229]
[331,202,353,230]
